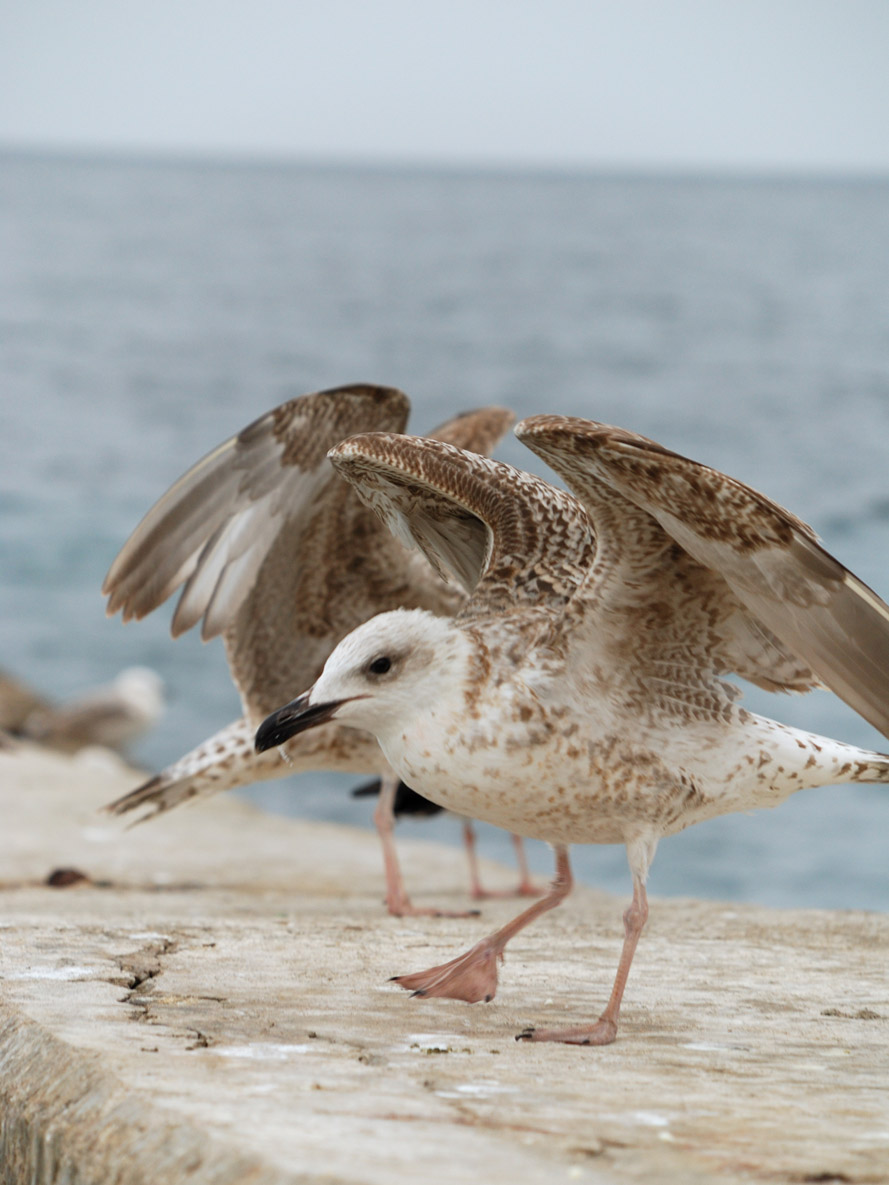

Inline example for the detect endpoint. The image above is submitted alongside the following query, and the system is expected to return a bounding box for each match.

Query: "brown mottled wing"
[103,385,411,718]
[225,405,517,718]
[103,388,518,724]
[517,415,820,693]
[518,415,889,739]
[328,433,596,620]
[427,406,515,455]
[103,384,409,633]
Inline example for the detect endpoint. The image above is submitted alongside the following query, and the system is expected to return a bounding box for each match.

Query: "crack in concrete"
[185,1028,214,1050]
[108,937,229,1055]
[111,937,179,1004]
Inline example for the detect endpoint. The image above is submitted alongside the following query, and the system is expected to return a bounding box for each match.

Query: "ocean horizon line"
[3,139,888,186]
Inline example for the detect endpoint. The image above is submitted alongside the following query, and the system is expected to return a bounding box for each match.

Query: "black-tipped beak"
[254,693,344,753]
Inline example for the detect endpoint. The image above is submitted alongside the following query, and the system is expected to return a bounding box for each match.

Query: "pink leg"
[392,845,572,1003]
[463,822,543,900]
[463,820,486,899]
[509,833,543,897]
[517,875,649,1046]
[374,775,479,919]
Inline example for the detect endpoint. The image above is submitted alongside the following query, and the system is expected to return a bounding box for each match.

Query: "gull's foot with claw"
[516,1018,618,1046]
[470,881,544,901]
[387,896,482,919]
[391,937,503,1003]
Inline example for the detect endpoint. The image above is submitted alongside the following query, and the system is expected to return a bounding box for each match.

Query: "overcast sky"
[1,0,887,173]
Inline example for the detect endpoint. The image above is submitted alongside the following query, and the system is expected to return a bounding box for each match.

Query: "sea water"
[2,150,888,908]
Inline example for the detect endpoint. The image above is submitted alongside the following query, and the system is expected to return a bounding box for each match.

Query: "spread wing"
[328,432,596,622]
[222,406,515,718]
[104,385,411,717]
[104,384,410,635]
[104,388,515,721]
[518,415,889,739]
[427,405,515,455]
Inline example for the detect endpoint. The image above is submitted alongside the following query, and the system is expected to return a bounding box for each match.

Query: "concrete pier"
[1,741,887,1184]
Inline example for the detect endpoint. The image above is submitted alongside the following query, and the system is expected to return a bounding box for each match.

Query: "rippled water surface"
[2,151,888,908]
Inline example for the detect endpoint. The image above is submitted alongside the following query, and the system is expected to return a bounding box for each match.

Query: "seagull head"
[254,609,463,753]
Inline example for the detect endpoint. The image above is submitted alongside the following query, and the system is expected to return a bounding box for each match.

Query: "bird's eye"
[368,656,392,676]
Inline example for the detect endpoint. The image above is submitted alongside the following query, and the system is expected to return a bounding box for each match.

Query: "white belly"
[377,701,870,848]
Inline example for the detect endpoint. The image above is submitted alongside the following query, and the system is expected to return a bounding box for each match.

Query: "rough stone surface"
[1,741,888,1184]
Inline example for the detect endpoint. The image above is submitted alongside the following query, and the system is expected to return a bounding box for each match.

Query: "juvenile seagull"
[103,384,530,915]
[256,417,889,1045]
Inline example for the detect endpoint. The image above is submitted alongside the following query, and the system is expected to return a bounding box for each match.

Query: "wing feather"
[328,433,596,618]
[518,415,889,738]
[103,384,411,632]
[106,388,516,717]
